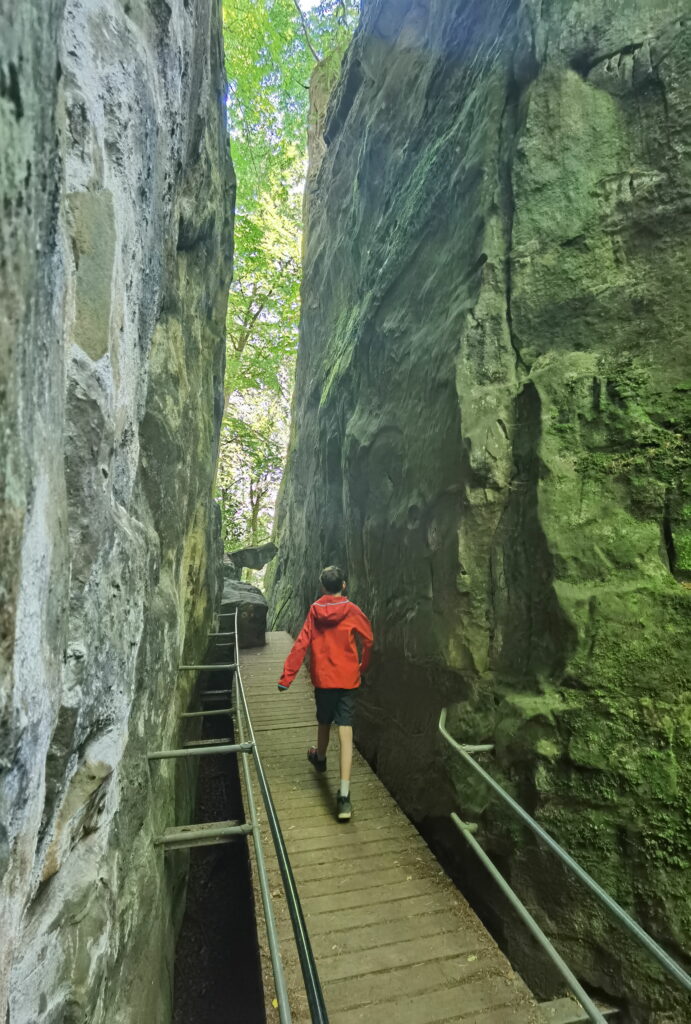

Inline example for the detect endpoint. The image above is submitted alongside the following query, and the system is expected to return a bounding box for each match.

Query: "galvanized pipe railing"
[230,610,329,1024]
[439,707,691,1016]
[451,813,607,1024]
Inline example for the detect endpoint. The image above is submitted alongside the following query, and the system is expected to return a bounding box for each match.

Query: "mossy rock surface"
[270,2,691,1019]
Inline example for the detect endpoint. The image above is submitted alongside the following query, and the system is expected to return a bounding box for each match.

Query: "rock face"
[220,580,268,648]
[224,540,278,579]
[270,2,691,1020]
[0,1,232,1021]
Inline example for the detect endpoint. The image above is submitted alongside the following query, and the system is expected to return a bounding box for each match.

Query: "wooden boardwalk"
[240,632,541,1024]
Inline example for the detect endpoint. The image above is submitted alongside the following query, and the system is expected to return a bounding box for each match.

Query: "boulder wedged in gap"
[223,542,278,580]
[220,580,268,649]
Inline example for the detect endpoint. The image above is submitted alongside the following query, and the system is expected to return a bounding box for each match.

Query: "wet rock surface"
[269,2,691,1020]
[0,0,233,1021]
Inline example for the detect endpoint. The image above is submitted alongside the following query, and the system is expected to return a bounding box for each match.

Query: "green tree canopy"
[218,1,358,560]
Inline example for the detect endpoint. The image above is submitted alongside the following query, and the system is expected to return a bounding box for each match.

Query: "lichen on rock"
[269,1,691,1019]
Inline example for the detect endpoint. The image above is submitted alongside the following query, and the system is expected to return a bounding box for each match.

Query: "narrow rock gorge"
[1,0,232,1020]
[270,1,691,1020]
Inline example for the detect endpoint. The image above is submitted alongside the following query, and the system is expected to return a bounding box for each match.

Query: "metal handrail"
[439,707,691,1010]
[232,611,329,1024]
[451,813,607,1024]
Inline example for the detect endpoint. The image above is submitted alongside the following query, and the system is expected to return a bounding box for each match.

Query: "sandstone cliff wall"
[270,2,691,1019]
[0,1,233,1020]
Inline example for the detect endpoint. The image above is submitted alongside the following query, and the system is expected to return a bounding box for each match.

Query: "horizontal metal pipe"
[178,663,237,671]
[439,709,691,992]
[180,707,233,718]
[156,822,253,845]
[451,814,607,1024]
[148,742,252,759]
[183,738,232,748]
[208,632,235,637]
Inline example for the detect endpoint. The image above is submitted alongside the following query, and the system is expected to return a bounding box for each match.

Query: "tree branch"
[291,0,321,63]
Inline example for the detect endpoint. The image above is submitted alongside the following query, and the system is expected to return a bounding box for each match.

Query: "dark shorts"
[314,688,356,727]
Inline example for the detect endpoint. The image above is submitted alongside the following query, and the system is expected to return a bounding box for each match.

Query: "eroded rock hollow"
[1,0,233,1020]
[270,1,691,1019]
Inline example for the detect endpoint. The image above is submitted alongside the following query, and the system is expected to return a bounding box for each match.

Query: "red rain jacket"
[278,595,373,690]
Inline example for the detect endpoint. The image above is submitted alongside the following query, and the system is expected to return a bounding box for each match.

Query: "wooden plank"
[316,930,484,984]
[538,997,620,1023]
[239,631,540,1024]
[325,954,494,1013]
[287,837,425,871]
[328,976,530,1024]
[310,909,475,957]
[298,867,436,903]
[305,878,432,916]
[283,816,411,842]
[306,891,450,933]
[472,1006,543,1024]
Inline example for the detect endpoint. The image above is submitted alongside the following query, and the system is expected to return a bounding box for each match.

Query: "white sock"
[340,780,350,798]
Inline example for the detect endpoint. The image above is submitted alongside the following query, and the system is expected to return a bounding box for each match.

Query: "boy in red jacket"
[277,566,373,821]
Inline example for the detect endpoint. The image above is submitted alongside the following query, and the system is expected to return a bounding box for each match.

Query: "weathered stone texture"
[220,580,268,648]
[224,540,278,578]
[0,0,233,1020]
[270,1,691,1019]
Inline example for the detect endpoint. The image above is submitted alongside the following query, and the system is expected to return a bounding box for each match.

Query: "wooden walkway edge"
[239,632,541,1024]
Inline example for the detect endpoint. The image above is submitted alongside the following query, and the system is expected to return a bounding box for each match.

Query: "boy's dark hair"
[320,565,346,594]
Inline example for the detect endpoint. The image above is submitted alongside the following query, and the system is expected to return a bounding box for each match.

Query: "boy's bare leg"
[338,725,353,785]
[317,723,330,760]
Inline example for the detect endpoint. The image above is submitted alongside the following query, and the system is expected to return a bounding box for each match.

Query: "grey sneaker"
[337,794,352,821]
[307,747,327,773]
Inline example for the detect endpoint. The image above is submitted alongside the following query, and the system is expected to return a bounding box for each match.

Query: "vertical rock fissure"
[662,489,677,576]
[499,82,527,378]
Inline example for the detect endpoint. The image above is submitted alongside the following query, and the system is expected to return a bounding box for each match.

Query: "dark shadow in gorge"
[172,670,265,1024]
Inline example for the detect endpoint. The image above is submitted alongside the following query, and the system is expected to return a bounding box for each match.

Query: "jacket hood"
[312,596,351,626]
